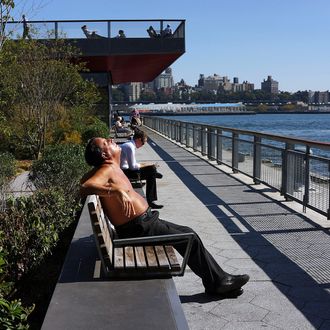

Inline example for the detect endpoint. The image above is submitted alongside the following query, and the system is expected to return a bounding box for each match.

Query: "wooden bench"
[41,195,190,329]
[88,195,194,278]
[111,124,133,139]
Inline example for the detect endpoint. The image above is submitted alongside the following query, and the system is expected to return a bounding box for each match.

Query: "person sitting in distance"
[120,129,163,209]
[115,116,131,134]
[163,24,172,37]
[80,137,250,297]
[81,25,103,39]
[116,29,126,38]
[147,25,160,38]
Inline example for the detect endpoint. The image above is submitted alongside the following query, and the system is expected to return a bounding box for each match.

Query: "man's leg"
[139,165,158,205]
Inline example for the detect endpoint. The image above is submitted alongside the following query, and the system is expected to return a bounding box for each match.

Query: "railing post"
[253,136,261,184]
[185,123,189,147]
[201,126,206,156]
[55,21,58,39]
[217,129,223,164]
[232,133,238,173]
[108,21,111,38]
[282,143,294,198]
[302,146,311,213]
[207,128,215,160]
[193,126,197,151]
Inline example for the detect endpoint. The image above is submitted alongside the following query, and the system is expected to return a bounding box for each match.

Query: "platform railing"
[143,116,330,219]
[4,19,185,40]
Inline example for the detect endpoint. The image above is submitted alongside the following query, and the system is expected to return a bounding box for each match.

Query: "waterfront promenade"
[7,128,330,329]
[139,127,330,330]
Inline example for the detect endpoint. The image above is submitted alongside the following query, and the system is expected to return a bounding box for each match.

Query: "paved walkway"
[137,127,330,330]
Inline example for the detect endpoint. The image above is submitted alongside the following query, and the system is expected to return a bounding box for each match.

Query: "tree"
[0,39,100,159]
[0,0,15,52]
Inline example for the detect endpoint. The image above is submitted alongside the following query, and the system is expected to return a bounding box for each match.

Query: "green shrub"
[0,152,16,186]
[0,152,16,211]
[0,299,34,330]
[0,233,34,330]
[0,190,81,281]
[30,144,89,201]
[81,119,109,144]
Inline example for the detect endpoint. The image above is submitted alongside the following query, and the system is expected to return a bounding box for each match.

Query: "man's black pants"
[115,210,227,291]
[123,165,158,204]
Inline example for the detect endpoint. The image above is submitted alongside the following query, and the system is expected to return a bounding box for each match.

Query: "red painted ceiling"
[80,53,183,84]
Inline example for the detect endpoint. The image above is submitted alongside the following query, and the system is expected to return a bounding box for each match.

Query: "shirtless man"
[80,137,250,297]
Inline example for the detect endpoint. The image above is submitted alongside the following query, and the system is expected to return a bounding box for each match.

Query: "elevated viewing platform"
[6,19,185,84]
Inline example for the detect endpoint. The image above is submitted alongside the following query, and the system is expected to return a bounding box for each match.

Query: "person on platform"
[22,14,31,39]
[80,137,250,297]
[81,25,104,39]
[120,129,163,209]
[163,24,172,37]
[115,29,126,38]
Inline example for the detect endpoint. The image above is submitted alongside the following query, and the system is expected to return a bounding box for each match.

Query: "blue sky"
[12,0,330,92]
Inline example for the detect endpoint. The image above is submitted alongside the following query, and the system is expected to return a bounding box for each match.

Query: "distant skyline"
[11,0,330,93]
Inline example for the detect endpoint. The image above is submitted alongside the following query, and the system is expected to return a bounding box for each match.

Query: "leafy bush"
[81,119,109,144]
[0,152,15,186]
[30,143,89,201]
[0,152,16,211]
[0,233,34,330]
[0,189,81,281]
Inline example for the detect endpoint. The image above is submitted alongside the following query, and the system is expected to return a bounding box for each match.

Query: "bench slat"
[145,246,158,268]
[165,246,181,270]
[124,246,136,268]
[154,246,170,269]
[114,247,124,268]
[135,246,147,268]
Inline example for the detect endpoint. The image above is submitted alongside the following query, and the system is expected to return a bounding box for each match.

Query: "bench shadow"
[147,134,330,326]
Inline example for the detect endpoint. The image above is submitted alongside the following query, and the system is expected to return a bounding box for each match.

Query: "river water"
[162,113,330,143]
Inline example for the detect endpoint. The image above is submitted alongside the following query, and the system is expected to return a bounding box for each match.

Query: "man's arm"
[80,166,136,216]
[125,143,140,170]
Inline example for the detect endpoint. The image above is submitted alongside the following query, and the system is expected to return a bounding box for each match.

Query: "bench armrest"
[113,232,194,246]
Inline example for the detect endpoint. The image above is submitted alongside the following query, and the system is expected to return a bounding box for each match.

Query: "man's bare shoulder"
[80,163,116,184]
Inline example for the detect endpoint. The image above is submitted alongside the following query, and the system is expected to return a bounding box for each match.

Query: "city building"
[308,90,329,104]
[123,82,142,102]
[203,74,224,91]
[154,67,174,90]
[261,75,279,94]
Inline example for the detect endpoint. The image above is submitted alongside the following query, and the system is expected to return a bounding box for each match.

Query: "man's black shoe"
[155,172,163,179]
[205,274,250,295]
[149,202,163,209]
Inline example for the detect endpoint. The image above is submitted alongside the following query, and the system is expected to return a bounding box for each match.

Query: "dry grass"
[15,160,33,175]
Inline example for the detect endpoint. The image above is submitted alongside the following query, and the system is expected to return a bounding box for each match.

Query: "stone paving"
[137,127,330,330]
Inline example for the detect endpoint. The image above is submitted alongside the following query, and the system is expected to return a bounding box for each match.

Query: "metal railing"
[143,116,330,219]
[4,19,185,40]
